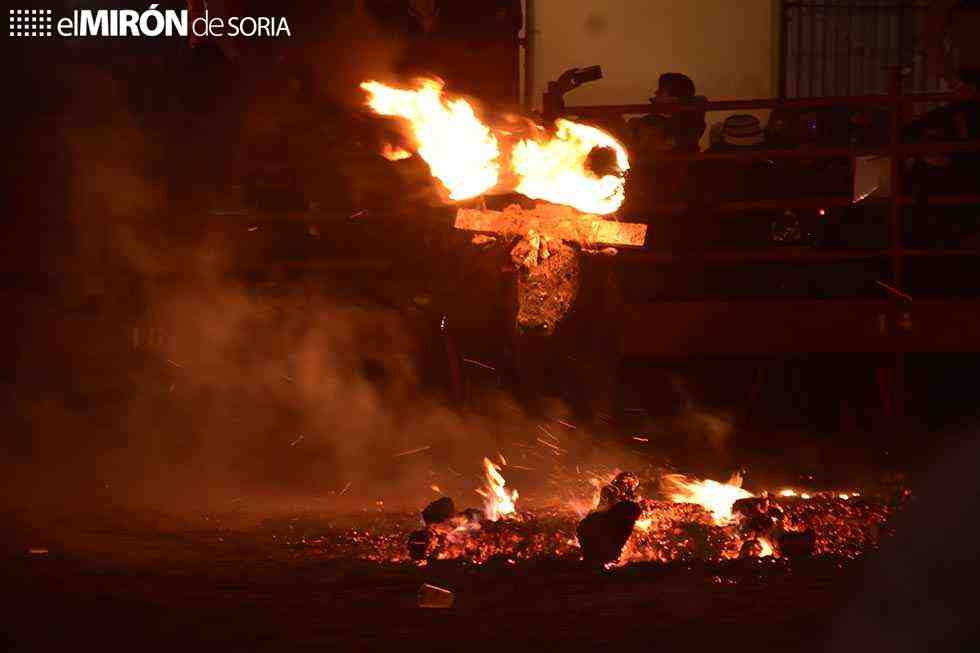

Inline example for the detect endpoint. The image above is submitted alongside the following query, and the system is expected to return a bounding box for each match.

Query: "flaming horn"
[360,77,646,334]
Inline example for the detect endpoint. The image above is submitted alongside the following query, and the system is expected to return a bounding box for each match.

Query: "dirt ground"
[1,504,877,653]
[6,295,978,651]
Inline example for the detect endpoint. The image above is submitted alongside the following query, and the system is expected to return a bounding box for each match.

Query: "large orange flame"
[361,79,500,200]
[512,119,629,215]
[381,143,412,161]
[757,536,775,558]
[360,79,629,215]
[476,457,518,521]
[662,472,752,525]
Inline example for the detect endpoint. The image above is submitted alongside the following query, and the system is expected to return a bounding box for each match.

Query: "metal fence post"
[888,67,906,424]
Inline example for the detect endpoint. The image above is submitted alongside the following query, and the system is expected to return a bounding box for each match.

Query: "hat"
[722,114,764,146]
[656,73,696,101]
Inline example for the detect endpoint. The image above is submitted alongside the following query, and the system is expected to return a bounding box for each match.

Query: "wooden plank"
[454,205,646,247]
[619,300,980,357]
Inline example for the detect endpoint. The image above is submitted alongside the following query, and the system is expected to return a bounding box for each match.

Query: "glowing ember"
[360,78,629,214]
[381,143,412,161]
[476,456,518,521]
[512,119,629,215]
[662,472,752,525]
[361,79,500,200]
[292,458,898,567]
[291,482,899,566]
[757,536,775,558]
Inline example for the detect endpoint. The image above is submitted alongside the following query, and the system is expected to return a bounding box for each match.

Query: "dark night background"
[3,1,980,650]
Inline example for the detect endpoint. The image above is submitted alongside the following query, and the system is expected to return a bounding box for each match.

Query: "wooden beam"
[454,204,646,247]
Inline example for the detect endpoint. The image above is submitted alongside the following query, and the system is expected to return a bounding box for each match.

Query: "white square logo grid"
[9,9,54,38]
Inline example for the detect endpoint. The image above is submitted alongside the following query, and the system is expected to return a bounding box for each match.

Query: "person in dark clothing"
[629,73,706,154]
[694,114,777,250]
[696,114,768,209]
[655,72,696,99]
[624,73,706,219]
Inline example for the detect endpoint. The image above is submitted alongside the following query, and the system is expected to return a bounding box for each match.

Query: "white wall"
[530,0,778,130]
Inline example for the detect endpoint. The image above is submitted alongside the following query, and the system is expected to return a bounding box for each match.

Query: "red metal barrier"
[561,71,980,421]
[561,71,980,279]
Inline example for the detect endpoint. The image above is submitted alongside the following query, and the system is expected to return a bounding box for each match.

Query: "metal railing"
[560,72,980,289]
[559,73,980,421]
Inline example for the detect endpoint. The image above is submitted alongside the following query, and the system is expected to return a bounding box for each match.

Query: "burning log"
[460,508,485,524]
[663,473,752,526]
[742,512,778,539]
[335,490,892,565]
[732,496,781,518]
[390,462,894,566]
[576,500,643,566]
[422,497,456,526]
[733,498,778,538]
[776,529,816,558]
[739,538,766,559]
[597,472,641,511]
[407,529,431,561]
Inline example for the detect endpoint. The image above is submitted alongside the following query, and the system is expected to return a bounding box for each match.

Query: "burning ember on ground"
[345,77,903,572]
[662,471,752,525]
[360,78,629,215]
[476,456,518,521]
[381,143,412,161]
[284,458,902,569]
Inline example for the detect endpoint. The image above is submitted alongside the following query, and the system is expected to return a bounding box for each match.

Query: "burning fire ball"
[360,78,630,215]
